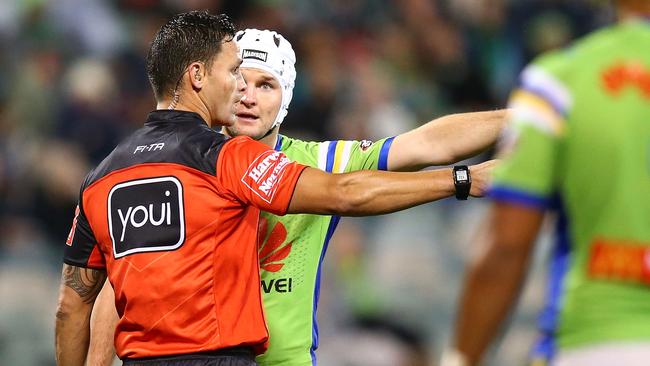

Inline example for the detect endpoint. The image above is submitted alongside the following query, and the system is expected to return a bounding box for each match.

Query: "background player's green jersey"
[490,20,650,360]
[256,135,394,366]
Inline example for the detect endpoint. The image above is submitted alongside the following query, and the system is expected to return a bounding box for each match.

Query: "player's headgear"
[235,28,296,130]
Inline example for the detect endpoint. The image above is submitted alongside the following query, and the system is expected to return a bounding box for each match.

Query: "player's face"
[205,41,245,126]
[227,68,282,140]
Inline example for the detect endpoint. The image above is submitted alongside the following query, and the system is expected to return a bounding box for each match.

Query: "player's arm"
[287,159,496,216]
[448,202,544,365]
[388,109,508,171]
[55,264,107,366]
[87,281,118,366]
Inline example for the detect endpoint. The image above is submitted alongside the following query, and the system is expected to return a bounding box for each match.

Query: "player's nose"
[240,83,256,106]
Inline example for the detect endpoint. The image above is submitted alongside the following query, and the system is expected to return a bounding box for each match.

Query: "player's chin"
[234,117,262,130]
[221,114,237,127]
[234,124,265,139]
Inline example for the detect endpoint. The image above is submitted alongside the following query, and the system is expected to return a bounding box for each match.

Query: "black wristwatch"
[452,165,471,200]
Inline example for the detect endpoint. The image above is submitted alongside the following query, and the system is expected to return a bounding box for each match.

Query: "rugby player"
[231,29,506,366]
[445,1,650,365]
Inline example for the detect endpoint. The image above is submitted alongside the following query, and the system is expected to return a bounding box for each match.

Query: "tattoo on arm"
[62,264,107,304]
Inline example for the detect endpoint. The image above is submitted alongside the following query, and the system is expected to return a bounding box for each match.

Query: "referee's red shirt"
[63,110,307,359]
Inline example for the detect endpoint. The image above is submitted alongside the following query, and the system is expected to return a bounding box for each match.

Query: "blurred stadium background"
[0,0,613,365]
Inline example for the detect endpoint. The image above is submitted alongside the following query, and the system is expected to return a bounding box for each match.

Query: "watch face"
[455,170,468,182]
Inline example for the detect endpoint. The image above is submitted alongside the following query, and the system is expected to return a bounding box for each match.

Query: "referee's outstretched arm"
[287,159,496,216]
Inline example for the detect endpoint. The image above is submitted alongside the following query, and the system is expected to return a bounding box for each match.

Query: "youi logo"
[108,176,185,258]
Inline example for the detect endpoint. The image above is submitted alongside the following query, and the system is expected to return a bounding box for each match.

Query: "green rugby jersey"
[256,135,394,366]
[490,20,650,360]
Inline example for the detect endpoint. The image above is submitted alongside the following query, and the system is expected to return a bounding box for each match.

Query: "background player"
[444,0,650,365]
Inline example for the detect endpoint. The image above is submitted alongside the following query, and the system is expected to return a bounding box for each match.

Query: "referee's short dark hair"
[146,11,236,100]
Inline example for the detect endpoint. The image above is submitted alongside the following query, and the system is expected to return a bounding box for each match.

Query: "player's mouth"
[236,111,259,123]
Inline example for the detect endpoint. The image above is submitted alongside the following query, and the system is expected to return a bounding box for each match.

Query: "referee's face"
[204,40,246,127]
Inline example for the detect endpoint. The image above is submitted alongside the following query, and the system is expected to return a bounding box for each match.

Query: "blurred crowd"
[0,0,611,365]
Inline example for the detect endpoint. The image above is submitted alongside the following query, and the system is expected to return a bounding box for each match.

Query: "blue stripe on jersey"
[488,186,551,210]
[326,141,337,173]
[310,141,341,364]
[520,84,569,117]
[274,135,284,151]
[378,136,395,171]
[311,215,341,365]
[531,196,571,361]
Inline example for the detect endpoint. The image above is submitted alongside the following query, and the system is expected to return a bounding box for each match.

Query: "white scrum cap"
[235,28,297,128]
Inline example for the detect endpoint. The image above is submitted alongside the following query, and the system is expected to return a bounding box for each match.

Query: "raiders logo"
[359,140,374,151]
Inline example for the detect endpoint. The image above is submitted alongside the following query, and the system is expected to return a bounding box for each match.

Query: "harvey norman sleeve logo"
[242,151,292,203]
[108,176,185,258]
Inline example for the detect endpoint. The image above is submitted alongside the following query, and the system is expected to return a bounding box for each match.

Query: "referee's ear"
[188,62,206,91]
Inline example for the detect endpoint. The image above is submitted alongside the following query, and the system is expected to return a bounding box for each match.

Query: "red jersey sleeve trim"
[274,164,308,216]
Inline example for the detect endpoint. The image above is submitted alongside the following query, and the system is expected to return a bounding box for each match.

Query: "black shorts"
[122,347,256,366]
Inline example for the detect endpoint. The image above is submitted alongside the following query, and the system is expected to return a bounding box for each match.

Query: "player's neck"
[259,131,279,149]
[618,2,650,22]
[619,13,650,23]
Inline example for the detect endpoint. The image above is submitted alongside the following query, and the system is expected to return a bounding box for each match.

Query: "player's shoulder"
[278,135,318,151]
[276,135,323,168]
[566,22,633,60]
[531,23,629,76]
[574,21,650,53]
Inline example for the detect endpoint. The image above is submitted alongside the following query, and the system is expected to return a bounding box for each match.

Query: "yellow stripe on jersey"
[510,89,566,136]
[332,141,353,173]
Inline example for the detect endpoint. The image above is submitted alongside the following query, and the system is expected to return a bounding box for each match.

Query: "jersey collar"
[274,135,284,151]
[145,110,208,126]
